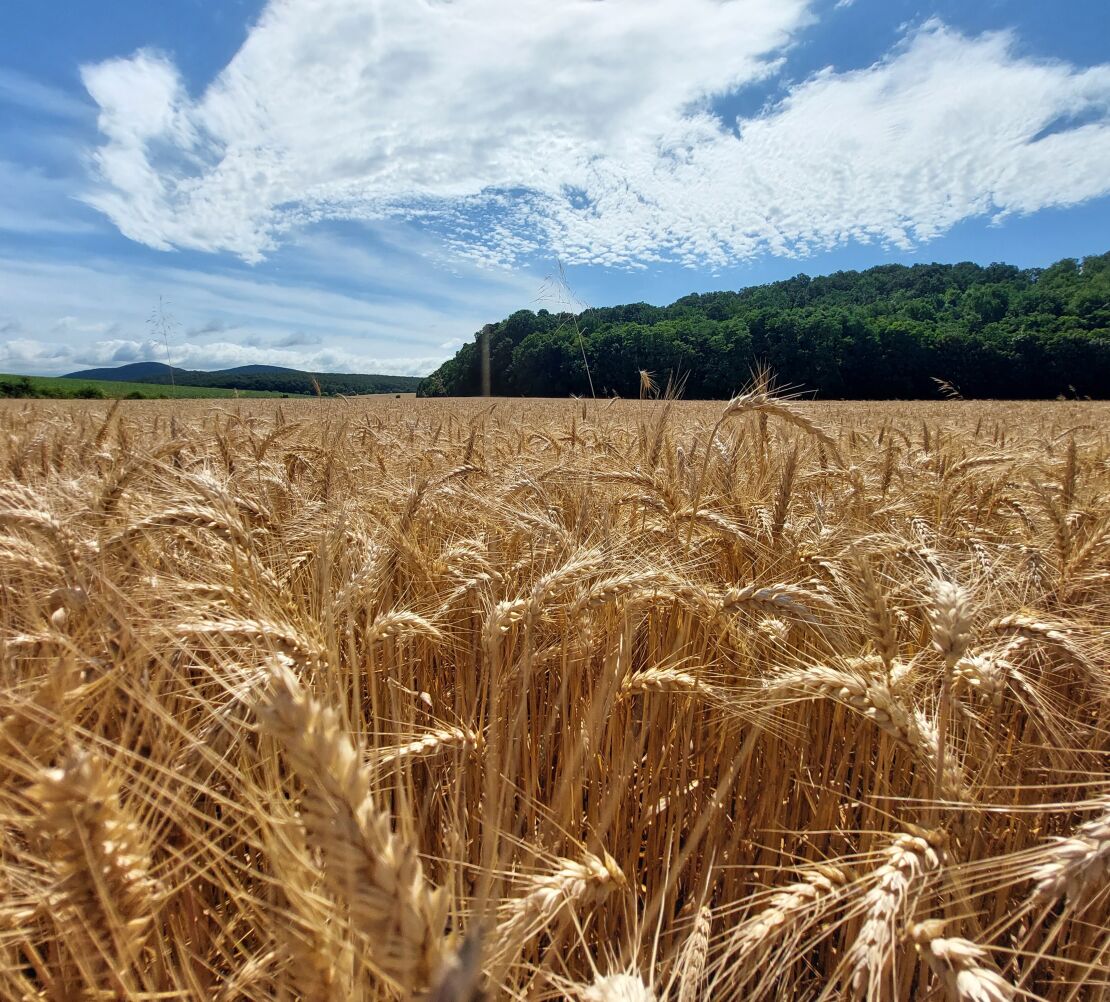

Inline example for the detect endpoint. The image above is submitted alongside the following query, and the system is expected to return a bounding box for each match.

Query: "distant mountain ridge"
[64,362,421,396]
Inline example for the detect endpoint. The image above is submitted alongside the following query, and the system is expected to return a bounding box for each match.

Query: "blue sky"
[0,0,1107,376]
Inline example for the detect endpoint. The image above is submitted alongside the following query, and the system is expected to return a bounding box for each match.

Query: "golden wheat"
[0,392,1106,1000]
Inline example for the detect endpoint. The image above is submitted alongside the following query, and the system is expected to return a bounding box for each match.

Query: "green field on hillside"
[0,373,303,400]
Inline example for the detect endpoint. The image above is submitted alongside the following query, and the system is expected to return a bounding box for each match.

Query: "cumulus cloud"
[78,2,1110,268]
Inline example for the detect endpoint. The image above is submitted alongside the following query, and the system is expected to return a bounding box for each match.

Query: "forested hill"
[64,362,421,396]
[419,253,1110,399]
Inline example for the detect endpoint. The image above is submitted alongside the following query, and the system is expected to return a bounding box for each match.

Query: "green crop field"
[0,373,303,399]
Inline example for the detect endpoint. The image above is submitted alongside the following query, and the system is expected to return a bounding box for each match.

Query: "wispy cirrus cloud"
[0,160,103,236]
[76,2,1110,269]
[0,245,539,375]
[0,67,92,121]
[185,318,233,340]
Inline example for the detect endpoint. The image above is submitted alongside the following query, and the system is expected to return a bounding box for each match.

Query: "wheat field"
[0,391,1107,1001]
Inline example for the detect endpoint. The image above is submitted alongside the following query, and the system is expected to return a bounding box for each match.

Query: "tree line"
[418,252,1110,399]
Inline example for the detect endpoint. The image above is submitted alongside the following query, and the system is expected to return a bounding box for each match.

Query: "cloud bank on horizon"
[80,0,1110,270]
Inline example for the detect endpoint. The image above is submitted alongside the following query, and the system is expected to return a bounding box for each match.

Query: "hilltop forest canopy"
[419,253,1110,399]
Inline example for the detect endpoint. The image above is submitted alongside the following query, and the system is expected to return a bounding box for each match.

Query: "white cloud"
[533,22,1110,267]
[185,318,234,340]
[0,247,539,376]
[0,160,102,236]
[0,334,440,377]
[77,4,1110,268]
[0,68,92,121]
[272,330,321,348]
[79,0,811,262]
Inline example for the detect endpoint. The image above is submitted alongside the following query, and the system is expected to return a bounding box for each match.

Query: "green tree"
[421,252,1110,399]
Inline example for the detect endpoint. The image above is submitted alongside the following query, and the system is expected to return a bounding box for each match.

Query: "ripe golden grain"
[0,392,1105,999]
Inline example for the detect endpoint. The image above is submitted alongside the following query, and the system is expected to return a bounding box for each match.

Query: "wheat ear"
[844,831,944,998]
[365,609,444,644]
[620,666,704,698]
[254,659,449,994]
[580,971,658,1002]
[30,749,157,993]
[929,578,974,809]
[910,921,1015,1002]
[177,616,325,663]
[721,390,845,467]
[767,667,966,799]
[491,851,626,975]
[677,905,712,1002]
[730,865,847,961]
[374,726,479,767]
[568,568,691,616]
[718,582,827,623]
[1027,795,1110,905]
